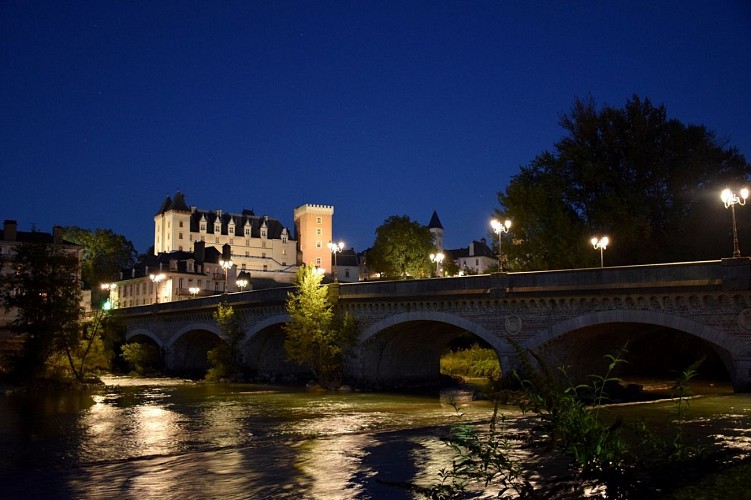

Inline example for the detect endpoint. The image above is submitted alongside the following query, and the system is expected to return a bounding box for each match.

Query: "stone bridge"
[120,259,751,391]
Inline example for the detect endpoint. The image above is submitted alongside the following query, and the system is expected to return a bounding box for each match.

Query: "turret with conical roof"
[428,210,444,252]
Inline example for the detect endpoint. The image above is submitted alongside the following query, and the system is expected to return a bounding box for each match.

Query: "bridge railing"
[336,259,750,300]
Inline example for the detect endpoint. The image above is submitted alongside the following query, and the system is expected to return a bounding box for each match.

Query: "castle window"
[316,228,322,235]
[179,233,183,239]
[200,223,206,232]
[316,241,322,248]
[315,257,322,266]
[179,221,184,228]
[316,217,322,224]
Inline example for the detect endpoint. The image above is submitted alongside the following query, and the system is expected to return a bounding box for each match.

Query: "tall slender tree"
[283,265,358,388]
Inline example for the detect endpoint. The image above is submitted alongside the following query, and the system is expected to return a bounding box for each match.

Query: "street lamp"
[591,236,609,268]
[327,241,344,282]
[721,187,749,258]
[430,252,444,277]
[219,258,233,293]
[150,273,165,303]
[189,286,200,298]
[100,282,116,310]
[236,271,251,292]
[491,218,512,271]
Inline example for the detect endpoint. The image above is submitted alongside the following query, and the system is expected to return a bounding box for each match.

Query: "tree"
[367,215,436,279]
[283,265,358,388]
[62,227,137,306]
[0,241,83,381]
[498,96,751,269]
[206,302,243,381]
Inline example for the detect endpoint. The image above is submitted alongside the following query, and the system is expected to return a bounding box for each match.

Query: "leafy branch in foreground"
[417,342,717,499]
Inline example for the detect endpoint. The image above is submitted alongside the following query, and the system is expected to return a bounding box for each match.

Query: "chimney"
[3,220,17,242]
[53,225,64,244]
[194,241,205,262]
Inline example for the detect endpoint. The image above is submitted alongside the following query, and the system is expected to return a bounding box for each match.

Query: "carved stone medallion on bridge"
[505,315,523,334]
[738,309,751,332]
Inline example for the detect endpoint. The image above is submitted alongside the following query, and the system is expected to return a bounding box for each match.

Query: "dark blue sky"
[2,1,750,254]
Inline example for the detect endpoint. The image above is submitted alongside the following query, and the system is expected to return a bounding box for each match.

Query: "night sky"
[1,1,750,255]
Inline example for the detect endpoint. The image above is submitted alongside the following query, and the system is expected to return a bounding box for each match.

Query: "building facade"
[293,204,334,273]
[154,192,297,283]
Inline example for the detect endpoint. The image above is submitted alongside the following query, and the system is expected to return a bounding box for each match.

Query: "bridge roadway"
[121,258,751,391]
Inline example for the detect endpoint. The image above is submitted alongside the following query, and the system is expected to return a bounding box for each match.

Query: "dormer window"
[214,224,221,234]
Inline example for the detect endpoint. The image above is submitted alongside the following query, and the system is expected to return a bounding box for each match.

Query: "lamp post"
[189,286,200,298]
[150,273,165,303]
[327,241,344,282]
[236,271,251,292]
[721,187,749,258]
[100,282,116,310]
[219,258,233,293]
[491,218,512,271]
[591,236,609,268]
[429,252,444,277]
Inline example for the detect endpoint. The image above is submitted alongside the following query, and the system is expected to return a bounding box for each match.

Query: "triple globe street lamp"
[328,241,344,282]
[721,187,749,258]
[149,273,166,304]
[100,282,117,310]
[219,258,233,293]
[591,236,609,268]
[491,218,512,271]
[429,252,444,277]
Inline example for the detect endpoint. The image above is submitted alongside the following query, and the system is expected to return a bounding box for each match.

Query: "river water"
[1,377,750,499]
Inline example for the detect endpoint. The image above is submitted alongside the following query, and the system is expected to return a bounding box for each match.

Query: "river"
[1,377,750,499]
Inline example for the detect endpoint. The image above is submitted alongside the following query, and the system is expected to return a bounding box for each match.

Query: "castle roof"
[428,210,443,230]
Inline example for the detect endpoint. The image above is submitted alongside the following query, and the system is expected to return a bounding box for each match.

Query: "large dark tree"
[0,242,83,381]
[63,227,137,306]
[367,215,436,279]
[497,96,751,269]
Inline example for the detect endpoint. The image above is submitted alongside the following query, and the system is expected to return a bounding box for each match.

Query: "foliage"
[283,265,358,388]
[0,241,83,382]
[367,215,436,279]
[423,342,717,499]
[414,403,534,499]
[206,302,243,381]
[121,342,160,375]
[440,344,501,380]
[497,95,751,270]
[62,226,137,305]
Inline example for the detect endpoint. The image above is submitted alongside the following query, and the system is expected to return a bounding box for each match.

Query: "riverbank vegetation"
[420,345,750,499]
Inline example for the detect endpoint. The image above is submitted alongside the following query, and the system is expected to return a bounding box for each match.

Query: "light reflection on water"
[0,376,749,499]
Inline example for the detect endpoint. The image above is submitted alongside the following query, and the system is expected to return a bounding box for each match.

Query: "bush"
[120,342,160,375]
[441,344,501,380]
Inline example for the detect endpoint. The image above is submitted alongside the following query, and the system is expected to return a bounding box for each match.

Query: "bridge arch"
[165,322,227,378]
[125,328,164,347]
[524,309,748,388]
[357,311,498,388]
[238,313,308,382]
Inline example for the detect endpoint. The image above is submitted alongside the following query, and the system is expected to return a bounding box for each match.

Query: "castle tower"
[428,210,444,252]
[293,204,334,273]
[154,192,192,254]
